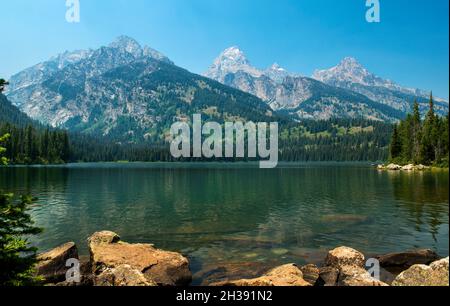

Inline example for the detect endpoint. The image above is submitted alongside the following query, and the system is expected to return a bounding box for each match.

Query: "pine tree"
[390,125,402,160]
[1,134,43,286]
[411,101,422,164]
[420,93,437,165]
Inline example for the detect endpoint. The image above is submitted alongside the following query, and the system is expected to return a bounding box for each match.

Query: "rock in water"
[392,257,449,286]
[377,249,440,270]
[325,246,365,269]
[402,164,415,171]
[210,264,311,286]
[88,231,192,286]
[36,242,79,283]
[386,164,402,170]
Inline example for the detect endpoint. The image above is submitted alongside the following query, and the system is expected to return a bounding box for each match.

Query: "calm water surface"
[1,163,448,284]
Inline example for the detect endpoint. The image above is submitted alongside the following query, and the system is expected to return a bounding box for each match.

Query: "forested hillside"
[390,95,449,167]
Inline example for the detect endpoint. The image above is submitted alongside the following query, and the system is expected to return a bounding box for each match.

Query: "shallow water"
[1,162,448,284]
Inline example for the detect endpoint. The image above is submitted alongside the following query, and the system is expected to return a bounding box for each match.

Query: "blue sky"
[0,0,448,98]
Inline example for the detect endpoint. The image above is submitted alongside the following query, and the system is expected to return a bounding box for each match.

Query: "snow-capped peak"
[204,47,301,84]
[220,46,249,64]
[268,63,285,72]
[204,46,263,81]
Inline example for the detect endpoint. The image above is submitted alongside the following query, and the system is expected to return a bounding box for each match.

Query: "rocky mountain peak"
[204,46,263,82]
[268,63,285,72]
[219,46,249,65]
[108,35,143,57]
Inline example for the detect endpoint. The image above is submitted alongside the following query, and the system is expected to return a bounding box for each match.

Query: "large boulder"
[325,247,365,269]
[377,249,440,270]
[392,257,449,286]
[211,264,311,286]
[88,231,192,286]
[324,246,388,286]
[36,242,79,283]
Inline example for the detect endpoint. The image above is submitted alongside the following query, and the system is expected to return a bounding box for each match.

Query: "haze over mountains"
[4,36,448,142]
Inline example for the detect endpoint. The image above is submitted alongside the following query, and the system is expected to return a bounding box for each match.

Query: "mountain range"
[5,36,274,142]
[4,36,448,142]
[204,47,448,121]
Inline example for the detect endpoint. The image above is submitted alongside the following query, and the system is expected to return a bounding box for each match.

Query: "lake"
[0,162,448,284]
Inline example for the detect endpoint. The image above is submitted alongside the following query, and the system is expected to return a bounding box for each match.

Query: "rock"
[415,164,428,171]
[386,164,402,171]
[377,249,440,270]
[88,230,121,245]
[211,264,311,286]
[402,164,415,171]
[36,242,79,283]
[377,164,385,170]
[338,265,388,286]
[300,264,320,286]
[94,264,157,286]
[392,257,449,286]
[325,246,365,269]
[88,231,192,286]
[316,266,339,286]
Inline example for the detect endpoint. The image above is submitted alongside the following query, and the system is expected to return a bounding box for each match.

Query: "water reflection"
[0,163,448,284]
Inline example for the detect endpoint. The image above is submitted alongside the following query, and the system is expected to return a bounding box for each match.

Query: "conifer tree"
[0,134,43,286]
[390,125,402,160]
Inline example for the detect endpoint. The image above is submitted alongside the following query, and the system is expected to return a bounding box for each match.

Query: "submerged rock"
[88,231,192,286]
[377,249,440,270]
[321,214,368,223]
[210,264,311,286]
[392,257,449,286]
[36,242,79,283]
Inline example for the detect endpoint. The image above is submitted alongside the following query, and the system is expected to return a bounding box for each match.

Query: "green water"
[0,163,448,284]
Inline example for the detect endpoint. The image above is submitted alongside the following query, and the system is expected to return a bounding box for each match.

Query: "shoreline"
[36,231,449,287]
